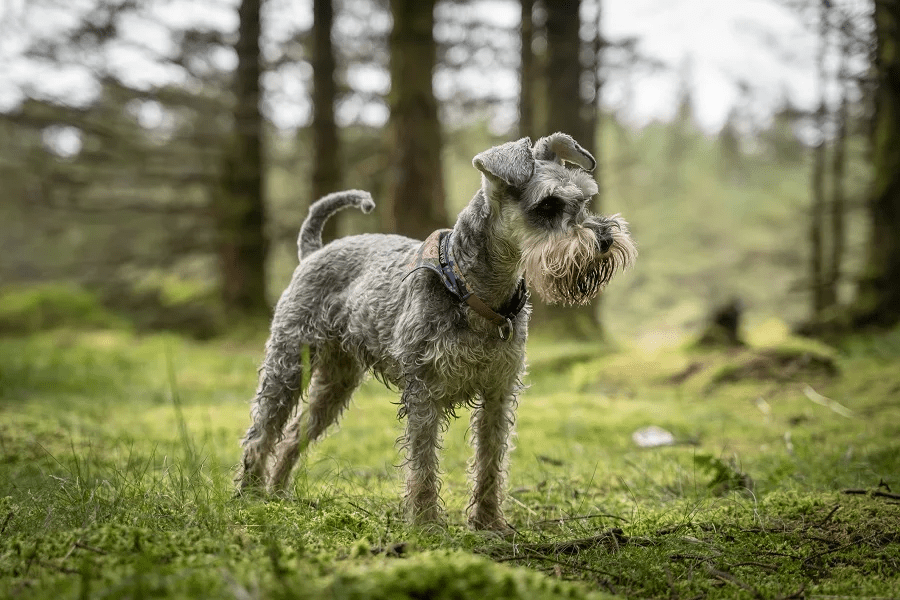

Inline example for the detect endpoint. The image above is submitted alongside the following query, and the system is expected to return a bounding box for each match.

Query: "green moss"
[0,284,124,334]
[1,327,899,598]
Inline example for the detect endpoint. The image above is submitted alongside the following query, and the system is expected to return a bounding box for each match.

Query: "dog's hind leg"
[269,343,364,494]
[237,330,306,495]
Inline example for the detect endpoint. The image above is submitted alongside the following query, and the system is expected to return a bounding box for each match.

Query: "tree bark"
[809,0,829,318]
[215,0,268,316]
[311,0,342,243]
[545,0,590,151]
[518,0,535,139]
[825,21,849,310]
[387,0,448,240]
[853,0,900,327]
[534,0,603,339]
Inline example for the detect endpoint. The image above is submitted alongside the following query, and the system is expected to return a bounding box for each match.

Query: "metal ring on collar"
[498,317,513,341]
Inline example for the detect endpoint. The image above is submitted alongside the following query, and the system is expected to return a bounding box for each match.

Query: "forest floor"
[1,314,899,599]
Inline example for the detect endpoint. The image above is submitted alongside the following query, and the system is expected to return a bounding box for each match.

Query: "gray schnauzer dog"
[237,132,636,531]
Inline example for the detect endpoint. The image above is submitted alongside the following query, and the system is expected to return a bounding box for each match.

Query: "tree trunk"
[519,0,535,139]
[810,111,827,315]
[825,22,849,310]
[533,0,603,339]
[215,0,268,316]
[311,0,342,243]
[590,1,602,182]
[545,0,589,149]
[853,0,900,327]
[387,0,448,240]
[809,0,829,318]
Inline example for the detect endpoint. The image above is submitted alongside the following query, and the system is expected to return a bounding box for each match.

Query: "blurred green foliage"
[0,284,124,335]
[1,109,873,338]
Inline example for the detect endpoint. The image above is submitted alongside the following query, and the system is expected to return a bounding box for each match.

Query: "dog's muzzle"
[520,216,636,306]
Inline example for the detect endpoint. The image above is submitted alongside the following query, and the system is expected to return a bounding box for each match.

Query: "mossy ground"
[1,319,898,599]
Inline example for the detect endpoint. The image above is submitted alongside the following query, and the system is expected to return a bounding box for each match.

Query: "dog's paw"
[233,473,268,500]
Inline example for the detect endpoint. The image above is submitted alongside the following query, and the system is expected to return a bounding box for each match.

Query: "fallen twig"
[813,504,841,527]
[841,488,900,501]
[533,513,628,526]
[519,528,627,555]
[801,531,881,566]
[704,564,763,599]
[74,542,107,555]
[873,490,900,500]
[346,501,374,517]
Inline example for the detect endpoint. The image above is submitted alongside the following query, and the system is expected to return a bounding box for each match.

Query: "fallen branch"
[704,564,763,599]
[801,531,881,566]
[519,528,627,555]
[74,542,107,555]
[813,504,841,527]
[841,488,900,501]
[533,513,628,526]
[873,490,900,500]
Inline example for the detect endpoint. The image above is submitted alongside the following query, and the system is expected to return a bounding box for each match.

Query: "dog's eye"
[533,196,566,222]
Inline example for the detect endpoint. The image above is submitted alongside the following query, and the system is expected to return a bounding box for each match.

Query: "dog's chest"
[411,330,525,401]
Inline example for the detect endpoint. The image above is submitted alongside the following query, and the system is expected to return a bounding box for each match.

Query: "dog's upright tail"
[298,190,375,260]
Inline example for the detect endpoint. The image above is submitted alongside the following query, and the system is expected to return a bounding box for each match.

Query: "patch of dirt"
[710,348,839,385]
[665,360,706,384]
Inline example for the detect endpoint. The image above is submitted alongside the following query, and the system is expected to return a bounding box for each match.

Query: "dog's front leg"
[400,384,447,525]
[468,390,517,532]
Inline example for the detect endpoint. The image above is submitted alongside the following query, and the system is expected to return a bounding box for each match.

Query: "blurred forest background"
[1,0,899,342]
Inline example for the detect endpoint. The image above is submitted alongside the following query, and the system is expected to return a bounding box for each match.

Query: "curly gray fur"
[237,134,636,531]
[298,189,375,260]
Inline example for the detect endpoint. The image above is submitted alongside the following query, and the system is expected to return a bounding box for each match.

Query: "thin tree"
[311,0,342,243]
[809,0,829,318]
[215,0,268,316]
[824,16,850,310]
[519,0,536,139]
[534,0,603,339]
[852,0,900,327]
[387,0,448,239]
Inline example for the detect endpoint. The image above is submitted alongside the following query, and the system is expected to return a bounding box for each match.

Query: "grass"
[1,320,899,599]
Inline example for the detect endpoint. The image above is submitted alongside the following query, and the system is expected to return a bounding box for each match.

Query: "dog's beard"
[520,219,636,306]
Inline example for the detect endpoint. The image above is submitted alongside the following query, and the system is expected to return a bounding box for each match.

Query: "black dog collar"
[409,229,527,340]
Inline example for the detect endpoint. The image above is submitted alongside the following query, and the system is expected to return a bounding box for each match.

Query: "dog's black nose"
[598,235,613,254]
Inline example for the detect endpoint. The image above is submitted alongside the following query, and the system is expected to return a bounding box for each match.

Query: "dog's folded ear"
[532,133,596,172]
[473,137,534,188]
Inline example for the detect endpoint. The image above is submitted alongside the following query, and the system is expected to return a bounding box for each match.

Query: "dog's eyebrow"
[546,184,582,204]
